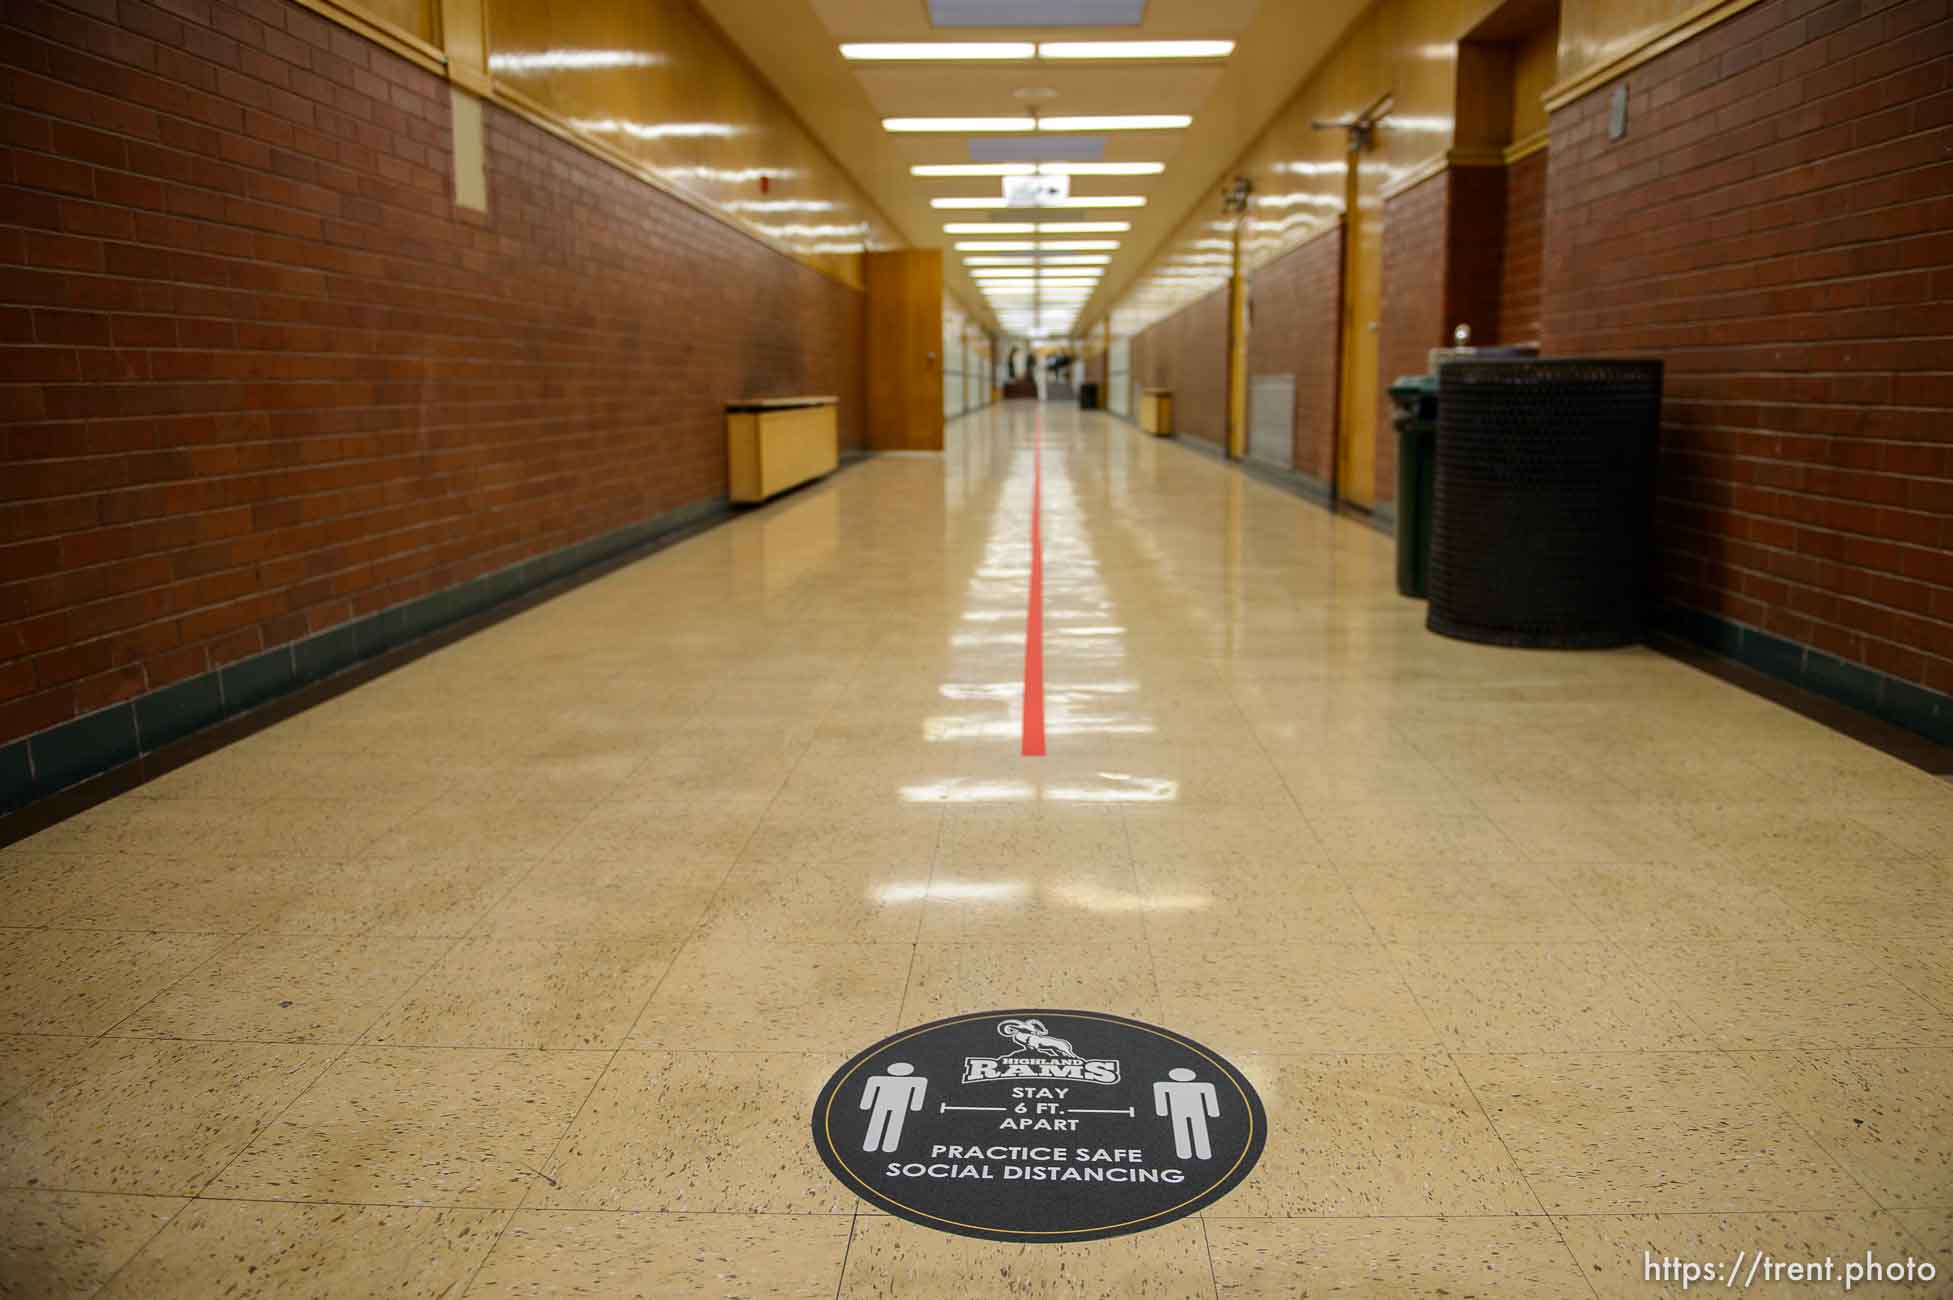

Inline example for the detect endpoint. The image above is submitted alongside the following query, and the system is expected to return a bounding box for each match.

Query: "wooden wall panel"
[1556,0,1698,86]
[482,0,900,287]
[867,250,945,452]
[350,0,437,42]
[1510,19,1560,141]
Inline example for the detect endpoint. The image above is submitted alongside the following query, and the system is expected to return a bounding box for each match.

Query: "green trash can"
[1388,374,1439,599]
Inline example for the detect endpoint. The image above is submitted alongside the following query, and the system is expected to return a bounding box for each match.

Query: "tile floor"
[2,404,1951,1297]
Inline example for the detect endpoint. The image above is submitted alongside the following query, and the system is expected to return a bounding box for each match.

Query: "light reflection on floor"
[2,404,1951,1296]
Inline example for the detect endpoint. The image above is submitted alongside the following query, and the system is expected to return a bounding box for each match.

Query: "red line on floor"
[1022,407,1047,758]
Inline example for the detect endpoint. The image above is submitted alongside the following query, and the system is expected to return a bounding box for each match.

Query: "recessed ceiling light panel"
[912,164,1039,177]
[1039,115,1192,131]
[1040,162,1166,175]
[1037,41,1235,59]
[931,196,1145,209]
[841,42,1034,59]
[884,117,1035,133]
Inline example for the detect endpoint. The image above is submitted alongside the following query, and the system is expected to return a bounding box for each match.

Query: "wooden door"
[1336,143,1384,507]
[866,250,945,451]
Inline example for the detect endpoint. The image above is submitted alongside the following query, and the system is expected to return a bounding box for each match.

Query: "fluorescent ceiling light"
[1038,240,1119,250]
[884,117,1035,133]
[1037,254,1112,264]
[931,196,1145,209]
[843,42,1035,60]
[944,223,1037,234]
[1040,115,1191,131]
[889,116,1189,133]
[955,241,1037,250]
[1036,221,1129,233]
[1037,41,1235,59]
[912,164,1038,177]
[1040,162,1166,175]
[962,257,1037,265]
[971,264,1101,274]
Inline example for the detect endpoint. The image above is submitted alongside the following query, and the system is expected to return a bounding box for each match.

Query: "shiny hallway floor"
[3,404,1952,1298]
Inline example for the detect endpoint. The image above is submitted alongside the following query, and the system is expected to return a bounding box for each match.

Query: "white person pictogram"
[1153,1067,1220,1160]
[860,1062,929,1153]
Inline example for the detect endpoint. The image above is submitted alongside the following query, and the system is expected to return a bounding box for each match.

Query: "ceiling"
[693,0,1371,337]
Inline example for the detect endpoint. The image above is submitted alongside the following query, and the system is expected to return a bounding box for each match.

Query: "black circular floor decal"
[812,1009,1266,1243]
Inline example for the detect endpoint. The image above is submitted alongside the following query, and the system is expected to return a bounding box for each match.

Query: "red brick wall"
[1133,285,1228,447]
[1247,227,1343,481]
[0,0,866,747]
[1377,170,1451,505]
[1542,0,1953,695]
[1444,164,1507,347]
[1500,149,1547,343]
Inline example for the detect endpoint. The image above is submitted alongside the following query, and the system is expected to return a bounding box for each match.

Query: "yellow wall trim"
[289,0,446,74]
[1504,127,1550,163]
[1379,153,1450,202]
[1378,128,1548,203]
[1543,0,1770,111]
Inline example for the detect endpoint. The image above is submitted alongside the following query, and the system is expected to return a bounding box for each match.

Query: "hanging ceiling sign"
[811,1009,1266,1243]
[1005,174,1072,207]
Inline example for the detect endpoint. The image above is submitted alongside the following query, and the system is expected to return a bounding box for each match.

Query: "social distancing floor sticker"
[811,1009,1266,1243]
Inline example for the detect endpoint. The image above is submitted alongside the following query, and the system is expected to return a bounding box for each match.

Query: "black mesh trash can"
[1079,381,1101,410]
[1427,359,1663,649]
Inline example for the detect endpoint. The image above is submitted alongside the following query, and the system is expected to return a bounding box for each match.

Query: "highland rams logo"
[960,1018,1123,1085]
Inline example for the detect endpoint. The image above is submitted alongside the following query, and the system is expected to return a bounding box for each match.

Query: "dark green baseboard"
[1659,604,1953,749]
[1,497,730,815]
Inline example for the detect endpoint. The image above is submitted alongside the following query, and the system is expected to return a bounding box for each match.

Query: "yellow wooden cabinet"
[727,398,839,503]
[1139,389,1175,437]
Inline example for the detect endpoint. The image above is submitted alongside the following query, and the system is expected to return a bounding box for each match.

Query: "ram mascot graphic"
[997,1018,1080,1060]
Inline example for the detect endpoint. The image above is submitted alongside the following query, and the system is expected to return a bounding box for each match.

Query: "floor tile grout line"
[81,914,483,1300]
[8,1181,1924,1219]
[832,1210,861,1300]
[1197,1194,1225,1299]
[85,930,254,1044]
[1711,1045,1895,1217]
[78,1191,192,1300]
[1123,803,1226,1294]
[446,505,861,1297]
[891,812,943,1031]
[1441,1048,1603,1300]
[506,731,816,1220]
